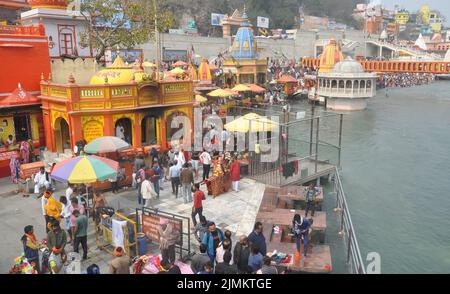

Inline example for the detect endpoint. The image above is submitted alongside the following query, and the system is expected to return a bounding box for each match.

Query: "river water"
[331,81,450,273]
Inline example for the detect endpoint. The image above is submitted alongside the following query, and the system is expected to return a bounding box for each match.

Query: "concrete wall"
[51,58,98,85]
[138,29,371,62]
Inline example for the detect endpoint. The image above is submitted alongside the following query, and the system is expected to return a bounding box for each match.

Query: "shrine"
[39,54,194,153]
[222,8,268,87]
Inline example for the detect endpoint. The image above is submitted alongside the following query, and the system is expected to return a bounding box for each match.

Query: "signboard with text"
[211,13,225,26]
[257,16,270,29]
[142,213,183,246]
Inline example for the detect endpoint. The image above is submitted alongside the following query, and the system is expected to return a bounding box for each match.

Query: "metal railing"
[333,167,366,274]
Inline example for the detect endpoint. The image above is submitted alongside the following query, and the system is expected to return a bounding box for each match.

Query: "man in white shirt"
[34,167,50,194]
[173,150,185,169]
[221,129,230,151]
[116,123,125,141]
[141,174,157,208]
[66,184,74,199]
[199,150,212,181]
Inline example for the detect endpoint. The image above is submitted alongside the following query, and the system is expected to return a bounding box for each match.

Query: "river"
[328,81,450,273]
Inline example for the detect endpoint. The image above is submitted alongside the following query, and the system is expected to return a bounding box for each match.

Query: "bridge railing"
[333,167,366,274]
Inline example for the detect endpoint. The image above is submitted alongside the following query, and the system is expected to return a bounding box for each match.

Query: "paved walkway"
[0,176,265,274]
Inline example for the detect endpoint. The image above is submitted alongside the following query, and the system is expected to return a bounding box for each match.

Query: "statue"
[188,20,197,29]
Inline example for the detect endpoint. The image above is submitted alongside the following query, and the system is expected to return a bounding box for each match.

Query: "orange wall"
[0,34,51,94]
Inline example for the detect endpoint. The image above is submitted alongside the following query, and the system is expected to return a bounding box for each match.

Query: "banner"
[211,13,225,26]
[257,16,270,29]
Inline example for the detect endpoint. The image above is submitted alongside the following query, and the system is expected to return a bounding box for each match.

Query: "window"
[58,26,76,56]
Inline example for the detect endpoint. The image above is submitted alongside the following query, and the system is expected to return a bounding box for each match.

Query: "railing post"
[309,105,315,156]
[338,114,343,167]
[347,228,353,264]
[315,117,320,173]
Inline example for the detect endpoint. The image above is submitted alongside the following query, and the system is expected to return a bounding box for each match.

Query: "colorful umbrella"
[225,113,278,133]
[170,67,185,75]
[51,155,119,184]
[195,95,208,103]
[84,136,130,154]
[232,84,252,92]
[207,89,233,97]
[247,84,266,93]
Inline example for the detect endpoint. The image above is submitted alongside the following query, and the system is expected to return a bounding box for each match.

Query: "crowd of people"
[377,73,436,89]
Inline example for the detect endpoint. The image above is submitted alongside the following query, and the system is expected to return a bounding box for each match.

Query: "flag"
[190,45,195,61]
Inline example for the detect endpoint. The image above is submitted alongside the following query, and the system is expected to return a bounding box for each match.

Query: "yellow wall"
[0,117,15,143]
[30,114,40,141]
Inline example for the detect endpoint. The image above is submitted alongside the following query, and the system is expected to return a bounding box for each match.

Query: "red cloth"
[183,151,190,162]
[230,161,241,181]
[193,190,206,209]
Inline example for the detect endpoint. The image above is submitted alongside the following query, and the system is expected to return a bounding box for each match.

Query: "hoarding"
[257,16,270,29]
[211,13,225,26]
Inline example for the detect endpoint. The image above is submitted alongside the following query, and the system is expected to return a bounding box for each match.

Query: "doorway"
[54,117,70,153]
[115,118,132,145]
[141,116,158,146]
[13,115,31,142]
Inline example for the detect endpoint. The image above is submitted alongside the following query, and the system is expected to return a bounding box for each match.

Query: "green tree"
[79,0,174,61]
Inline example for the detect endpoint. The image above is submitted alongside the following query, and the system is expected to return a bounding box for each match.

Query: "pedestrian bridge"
[301,58,450,74]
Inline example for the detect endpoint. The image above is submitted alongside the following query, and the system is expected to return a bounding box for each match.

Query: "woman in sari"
[19,141,30,164]
[9,153,20,184]
[21,225,40,273]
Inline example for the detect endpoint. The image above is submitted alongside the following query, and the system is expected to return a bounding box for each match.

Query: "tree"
[79,0,174,61]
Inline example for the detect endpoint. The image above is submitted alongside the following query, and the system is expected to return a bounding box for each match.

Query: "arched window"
[353,80,359,89]
[360,80,366,89]
[326,80,331,88]
[339,80,345,89]
[346,80,352,89]
[58,26,76,56]
[331,80,337,89]
[367,80,371,89]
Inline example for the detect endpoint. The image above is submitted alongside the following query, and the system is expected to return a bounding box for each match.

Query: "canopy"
[195,95,208,103]
[225,113,278,133]
[142,61,157,68]
[84,136,130,154]
[170,67,185,75]
[51,155,119,184]
[172,60,188,67]
[231,84,251,92]
[247,84,266,93]
[278,75,297,84]
[207,89,233,97]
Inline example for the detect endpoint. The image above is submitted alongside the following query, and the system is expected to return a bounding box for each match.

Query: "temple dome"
[28,0,68,9]
[90,55,144,85]
[332,57,364,73]
[319,38,344,73]
[231,12,257,60]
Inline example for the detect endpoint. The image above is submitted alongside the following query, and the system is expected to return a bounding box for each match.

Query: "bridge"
[301,57,450,74]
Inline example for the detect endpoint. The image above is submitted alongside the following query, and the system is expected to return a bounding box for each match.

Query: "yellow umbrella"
[170,67,185,75]
[195,95,208,103]
[142,61,156,68]
[225,113,278,133]
[207,89,233,97]
[232,84,251,92]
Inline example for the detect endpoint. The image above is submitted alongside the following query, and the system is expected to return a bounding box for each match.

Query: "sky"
[380,0,450,25]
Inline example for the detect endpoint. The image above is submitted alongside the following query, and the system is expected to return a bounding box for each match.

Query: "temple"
[318,38,344,73]
[39,54,194,153]
[222,9,268,87]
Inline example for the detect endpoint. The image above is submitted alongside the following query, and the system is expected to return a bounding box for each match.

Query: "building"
[394,9,410,25]
[318,39,344,73]
[0,22,49,177]
[38,55,194,153]
[0,0,29,24]
[20,0,92,59]
[317,57,377,111]
[222,10,268,86]
[429,12,443,33]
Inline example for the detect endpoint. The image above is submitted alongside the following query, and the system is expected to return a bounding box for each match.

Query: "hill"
[161,0,361,35]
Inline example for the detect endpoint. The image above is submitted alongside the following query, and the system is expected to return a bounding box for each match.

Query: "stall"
[95,209,138,257]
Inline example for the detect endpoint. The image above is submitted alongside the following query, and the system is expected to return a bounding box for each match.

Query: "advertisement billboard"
[211,13,225,26]
[257,16,270,29]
